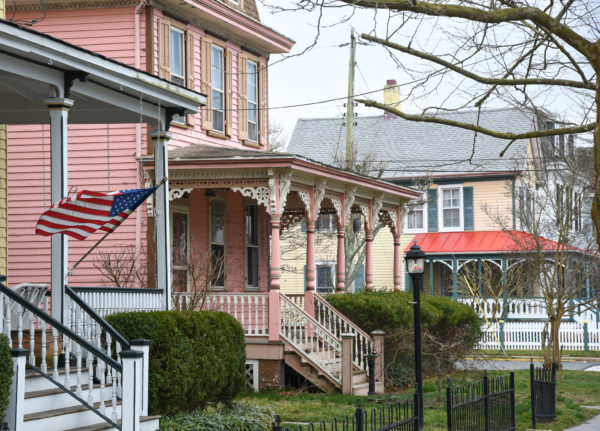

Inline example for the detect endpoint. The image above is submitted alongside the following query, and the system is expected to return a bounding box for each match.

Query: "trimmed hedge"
[106,311,246,415]
[324,291,481,385]
[0,334,13,426]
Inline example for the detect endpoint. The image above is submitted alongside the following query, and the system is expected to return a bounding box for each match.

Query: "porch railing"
[173,292,269,336]
[314,293,374,371]
[70,286,164,316]
[280,293,342,384]
[457,297,600,323]
[1,281,143,430]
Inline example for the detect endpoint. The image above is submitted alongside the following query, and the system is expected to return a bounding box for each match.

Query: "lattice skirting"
[245,359,259,392]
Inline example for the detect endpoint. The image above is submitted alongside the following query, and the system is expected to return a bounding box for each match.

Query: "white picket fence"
[478,320,600,351]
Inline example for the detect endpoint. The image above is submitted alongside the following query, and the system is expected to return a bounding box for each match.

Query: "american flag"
[35,186,157,240]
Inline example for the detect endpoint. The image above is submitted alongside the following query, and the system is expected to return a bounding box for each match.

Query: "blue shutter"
[463,187,474,231]
[427,189,438,232]
[355,264,365,292]
[303,265,307,292]
[301,218,306,232]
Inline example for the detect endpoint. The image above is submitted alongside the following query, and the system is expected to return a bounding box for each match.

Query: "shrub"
[324,291,481,390]
[0,334,13,426]
[160,401,275,431]
[106,311,246,415]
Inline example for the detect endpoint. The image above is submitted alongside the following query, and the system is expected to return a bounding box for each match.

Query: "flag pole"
[66,178,168,278]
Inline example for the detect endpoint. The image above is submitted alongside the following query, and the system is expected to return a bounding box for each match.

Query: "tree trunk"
[592,50,600,251]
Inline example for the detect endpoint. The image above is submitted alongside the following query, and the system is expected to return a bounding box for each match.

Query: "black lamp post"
[406,241,425,431]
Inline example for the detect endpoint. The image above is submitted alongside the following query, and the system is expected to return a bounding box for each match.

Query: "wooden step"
[63,415,161,431]
[24,399,121,431]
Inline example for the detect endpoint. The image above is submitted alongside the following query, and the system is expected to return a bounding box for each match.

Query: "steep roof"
[287,107,536,179]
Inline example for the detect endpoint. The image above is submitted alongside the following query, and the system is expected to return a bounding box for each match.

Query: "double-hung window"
[316,263,336,294]
[439,185,463,231]
[315,214,336,233]
[405,198,426,233]
[170,27,185,86]
[247,60,259,142]
[211,45,225,133]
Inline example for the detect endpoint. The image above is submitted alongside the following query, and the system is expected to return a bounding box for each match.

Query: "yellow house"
[285,102,587,298]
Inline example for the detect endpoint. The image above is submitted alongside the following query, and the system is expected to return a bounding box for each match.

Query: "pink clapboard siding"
[7,5,271,288]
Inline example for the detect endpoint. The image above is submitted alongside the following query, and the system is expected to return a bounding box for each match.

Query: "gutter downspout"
[134,0,146,287]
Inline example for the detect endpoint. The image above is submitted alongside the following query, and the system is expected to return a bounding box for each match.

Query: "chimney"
[383,79,400,120]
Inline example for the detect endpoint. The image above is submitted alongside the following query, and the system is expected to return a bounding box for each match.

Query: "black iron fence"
[273,396,418,431]
[530,361,556,428]
[446,372,515,431]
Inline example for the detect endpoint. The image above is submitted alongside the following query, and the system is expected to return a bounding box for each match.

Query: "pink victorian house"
[5,0,419,397]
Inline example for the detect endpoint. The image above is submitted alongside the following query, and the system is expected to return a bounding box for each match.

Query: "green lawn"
[236,370,600,431]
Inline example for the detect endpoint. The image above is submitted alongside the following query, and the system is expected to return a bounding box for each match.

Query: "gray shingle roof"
[287,107,535,179]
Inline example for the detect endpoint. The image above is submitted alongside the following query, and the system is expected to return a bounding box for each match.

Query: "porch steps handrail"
[280,293,342,385]
[314,293,373,371]
[66,285,130,350]
[1,280,126,429]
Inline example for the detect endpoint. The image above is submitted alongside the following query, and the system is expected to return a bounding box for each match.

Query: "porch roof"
[144,144,421,201]
[405,231,568,255]
[0,18,205,125]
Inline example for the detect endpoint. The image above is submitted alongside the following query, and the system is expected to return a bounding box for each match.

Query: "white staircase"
[1,282,158,431]
[280,293,384,395]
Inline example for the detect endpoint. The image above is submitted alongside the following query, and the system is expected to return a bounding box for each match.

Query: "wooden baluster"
[64,335,71,388]
[106,333,113,384]
[254,296,259,335]
[5,298,11,344]
[95,320,106,414]
[86,314,94,404]
[75,307,83,397]
[29,310,35,364]
[52,328,59,380]
[17,304,24,349]
[41,322,47,373]
[111,366,118,422]
[116,343,122,398]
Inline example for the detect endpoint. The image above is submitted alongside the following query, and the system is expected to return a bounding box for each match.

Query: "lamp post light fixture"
[406,241,425,431]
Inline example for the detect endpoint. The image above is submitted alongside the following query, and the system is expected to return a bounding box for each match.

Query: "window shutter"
[463,186,474,230]
[200,38,213,130]
[225,48,233,136]
[186,32,196,126]
[300,218,306,232]
[238,53,248,141]
[427,188,438,232]
[158,19,171,79]
[355,264,365,292]
[258,58,268,146]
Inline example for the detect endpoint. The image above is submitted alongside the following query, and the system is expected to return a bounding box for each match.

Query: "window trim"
[315,213,336,234]
[404,197,427,234]
[169,26,185,85]
[244,203,260,291]
[438,184,464,232]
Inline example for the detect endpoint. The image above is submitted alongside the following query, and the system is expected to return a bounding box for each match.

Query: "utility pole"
[346,30,356,170]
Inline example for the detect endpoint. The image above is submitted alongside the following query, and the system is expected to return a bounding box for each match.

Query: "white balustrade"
[458,297,600,324]
[173,292,270,336]
[70,287,164,317]
[280,293,342,383]
[314,293,374,371]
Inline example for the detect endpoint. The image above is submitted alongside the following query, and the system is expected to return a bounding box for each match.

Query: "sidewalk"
[563,410,600,431]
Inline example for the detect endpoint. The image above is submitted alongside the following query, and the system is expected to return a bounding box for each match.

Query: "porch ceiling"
[143,143,421,205]
[0,19,205,125]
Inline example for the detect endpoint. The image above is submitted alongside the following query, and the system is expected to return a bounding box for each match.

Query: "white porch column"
[45,98,73,323]
[149,131,172,310]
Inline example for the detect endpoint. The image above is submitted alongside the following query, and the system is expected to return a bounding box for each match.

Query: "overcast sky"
[257,2,415,139]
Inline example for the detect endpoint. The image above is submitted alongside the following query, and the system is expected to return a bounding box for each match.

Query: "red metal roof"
[404,231,564,254]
